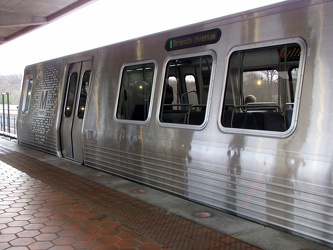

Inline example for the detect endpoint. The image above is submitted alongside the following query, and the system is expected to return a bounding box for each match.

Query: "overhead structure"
[0,0,97,45]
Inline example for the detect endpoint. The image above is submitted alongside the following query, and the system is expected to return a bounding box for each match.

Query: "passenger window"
[160,55,213,125]
[22,77,33,114]
[221,42,303,134]
[116,63,155,121]
[64,72,78,117]
[77,71,91,119]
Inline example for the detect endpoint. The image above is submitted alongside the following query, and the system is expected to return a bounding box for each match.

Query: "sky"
[0,0,285,75]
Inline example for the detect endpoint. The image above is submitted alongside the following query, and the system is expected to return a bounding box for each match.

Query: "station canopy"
[0,0,97,45]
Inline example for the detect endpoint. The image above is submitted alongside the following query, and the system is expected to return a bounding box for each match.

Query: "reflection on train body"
[17,0,333,247]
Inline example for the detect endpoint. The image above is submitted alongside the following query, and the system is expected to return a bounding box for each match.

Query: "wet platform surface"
[0,138,331,250]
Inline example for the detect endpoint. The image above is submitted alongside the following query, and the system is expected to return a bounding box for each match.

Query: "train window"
[22,77,33,114]
[160,54,213,126]
[221,42,304,135]
[77,70,91,119]
[64,72,78,117]
[116,62,155,121]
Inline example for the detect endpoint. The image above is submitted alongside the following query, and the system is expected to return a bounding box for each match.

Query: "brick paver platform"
[0,146,260,249]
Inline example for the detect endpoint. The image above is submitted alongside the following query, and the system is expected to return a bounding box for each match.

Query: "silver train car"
[17,0,333,246]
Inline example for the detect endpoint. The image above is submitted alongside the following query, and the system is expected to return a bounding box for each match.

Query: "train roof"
[24,0,327,66]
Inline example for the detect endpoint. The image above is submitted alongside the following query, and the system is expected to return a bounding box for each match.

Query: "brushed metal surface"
[17,0,333,246]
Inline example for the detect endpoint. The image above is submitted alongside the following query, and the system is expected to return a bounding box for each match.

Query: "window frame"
[219,37,306,138]
[157,51,216,130]
[115,60,157,125]
[21,76,34,115]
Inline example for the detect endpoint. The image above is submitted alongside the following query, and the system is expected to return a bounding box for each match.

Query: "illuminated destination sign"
[165,28,221,51]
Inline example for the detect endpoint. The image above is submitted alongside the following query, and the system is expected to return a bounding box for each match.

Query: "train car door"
[60,60,92,162]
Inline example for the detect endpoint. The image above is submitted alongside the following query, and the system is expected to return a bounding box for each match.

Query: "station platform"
[0,137,331,250]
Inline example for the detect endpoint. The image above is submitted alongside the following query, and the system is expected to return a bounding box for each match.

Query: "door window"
[64,72,78,117]
[77,71,91,119]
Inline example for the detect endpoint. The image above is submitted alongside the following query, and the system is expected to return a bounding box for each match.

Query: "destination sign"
[165,28,221,51]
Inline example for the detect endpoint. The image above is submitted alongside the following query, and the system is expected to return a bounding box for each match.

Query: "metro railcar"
[17,0,333,246]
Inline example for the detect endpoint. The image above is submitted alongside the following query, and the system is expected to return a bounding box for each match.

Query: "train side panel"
[18,52,96,158]
[18,59,65,155]
[17,0,333,246]
[82,0,333,245]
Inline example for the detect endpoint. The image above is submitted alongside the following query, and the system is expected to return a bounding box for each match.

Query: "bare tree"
[243,70,278,103]
[0,74,23,104]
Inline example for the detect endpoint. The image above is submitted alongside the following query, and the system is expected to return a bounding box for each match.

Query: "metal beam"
[46,0,96,22]
[0,11,47,28]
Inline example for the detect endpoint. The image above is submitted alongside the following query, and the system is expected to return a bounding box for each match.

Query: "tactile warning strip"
[0,146,261,250]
